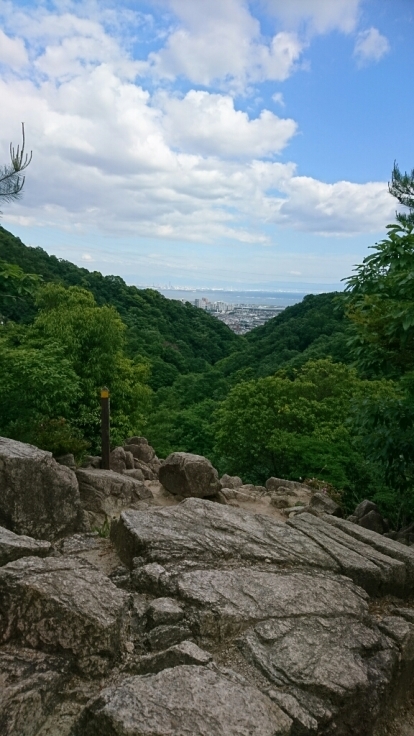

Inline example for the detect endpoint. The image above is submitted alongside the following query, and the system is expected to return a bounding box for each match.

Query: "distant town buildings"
[191,298,285,333]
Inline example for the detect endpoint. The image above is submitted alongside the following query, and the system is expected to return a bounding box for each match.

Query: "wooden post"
[101,387,110,470]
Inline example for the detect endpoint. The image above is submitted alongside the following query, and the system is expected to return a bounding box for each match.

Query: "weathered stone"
[124,451,134,470]
[359,509,384,534]
[123,468,145,481]
[270,494,290,509]
[0,645,70,736]
[353,499,380,520]
[0,526,51,566]
[171,568,368,642]
[239,615,397,736]
[55,454,76,470]
[0,556,128,671]
[133,459,156,479]
[268,690,318,735]
[239,483,266,496]
[72,665,292,736]
[0,437,81,541]
[80,456,101,469]
[109,446,127,474]
[309,492,342,516]
[132,562,170,595]
[124,437,155,465]
[76,468,153,528]
[288,513,406,596]
[159,452,221,499]
[219,487,255,503]
[147,597,184,627]
[147,623,192,651]
[323,514,414,587]
[266,477,312,494]
[111,498,340,571]
[127,640,212,675]
[220,474,243,489]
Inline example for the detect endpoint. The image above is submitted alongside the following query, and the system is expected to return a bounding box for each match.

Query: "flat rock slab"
[0,645,70,736]
[0,436,81,540]
[239,615,398,735]
[111,498,339,571]
[76,468,153,529]
[288,513,411,597]
[166,568,368,641]
[0,556,128,670]
[0,525,51,566]
[73,665,292,736]
[324,515,414,582]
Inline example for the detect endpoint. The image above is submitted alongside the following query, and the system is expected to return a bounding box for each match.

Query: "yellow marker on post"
[101,387,110,469]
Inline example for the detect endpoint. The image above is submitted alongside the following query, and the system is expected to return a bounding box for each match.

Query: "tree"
[29,283,152,449]
[0,259,42,322]
[343,222,414,377]
[0,124,32,213]
[389,161,414,227]
[213,358,395,487]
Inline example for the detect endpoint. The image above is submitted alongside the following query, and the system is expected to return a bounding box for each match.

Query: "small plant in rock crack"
[94,517,110,538]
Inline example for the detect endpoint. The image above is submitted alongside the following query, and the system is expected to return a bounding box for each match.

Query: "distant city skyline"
[1,0,412,289]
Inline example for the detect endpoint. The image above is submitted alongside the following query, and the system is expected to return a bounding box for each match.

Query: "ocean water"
[156,289,311,307]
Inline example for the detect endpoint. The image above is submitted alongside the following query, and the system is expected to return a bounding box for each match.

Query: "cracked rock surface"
[3,458,414,734]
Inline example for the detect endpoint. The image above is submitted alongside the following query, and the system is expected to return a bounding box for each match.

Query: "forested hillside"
[1,220,414,529]
[0,226,241,389]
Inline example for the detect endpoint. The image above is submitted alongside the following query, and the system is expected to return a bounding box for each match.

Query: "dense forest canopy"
[0,203,413,528]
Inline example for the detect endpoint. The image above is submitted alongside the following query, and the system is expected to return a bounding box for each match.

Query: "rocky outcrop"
[76,467,153,528]
[0,525,51,566]
[0,646,70,736]
[111,498,337,569]
[73,665,292,736]
[159,452,221,499]
[0,437,81,540]
[0,556,128,674]
[3,439,414,736]
[348,499,387,534]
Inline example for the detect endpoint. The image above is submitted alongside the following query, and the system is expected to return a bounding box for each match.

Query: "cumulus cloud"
[149,0,303,90]
[160,91,297,158]
[0,29,28,68]
[0,1,395,250]
[354,27,390,66]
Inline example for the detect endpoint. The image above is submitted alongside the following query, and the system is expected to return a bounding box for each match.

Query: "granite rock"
[0,437,81,541]
[72,665,292,736]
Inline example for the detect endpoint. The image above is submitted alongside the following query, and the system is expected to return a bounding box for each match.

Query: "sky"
[0,0,413,290]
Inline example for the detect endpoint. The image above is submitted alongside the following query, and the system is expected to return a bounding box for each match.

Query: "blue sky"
[0,0,413,290]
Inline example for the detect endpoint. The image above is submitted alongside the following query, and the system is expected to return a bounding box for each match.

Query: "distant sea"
[156,289,312,307]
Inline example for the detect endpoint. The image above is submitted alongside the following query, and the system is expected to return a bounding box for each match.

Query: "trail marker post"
[101,387,110,470]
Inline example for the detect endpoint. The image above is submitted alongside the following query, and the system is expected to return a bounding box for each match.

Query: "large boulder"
[0,525,51,566]
[0,437,81,540]
[111,499,338,570]
[73,665,292,736]
[124,437,156,465]
[0,646,70,736]
[239,614,398,735]
[159,452,220,499]
[0,556,129,673]
[76,468,153,528]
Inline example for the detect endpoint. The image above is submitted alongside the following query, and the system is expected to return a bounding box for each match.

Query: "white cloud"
[0,28,28,68]
[272,92,285,106]
[160,90,297,158]
[149,0,303,90]
[0,2,396,252]
[273,176,395,235]
[354,27,390,66]
[263,0,360,35]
